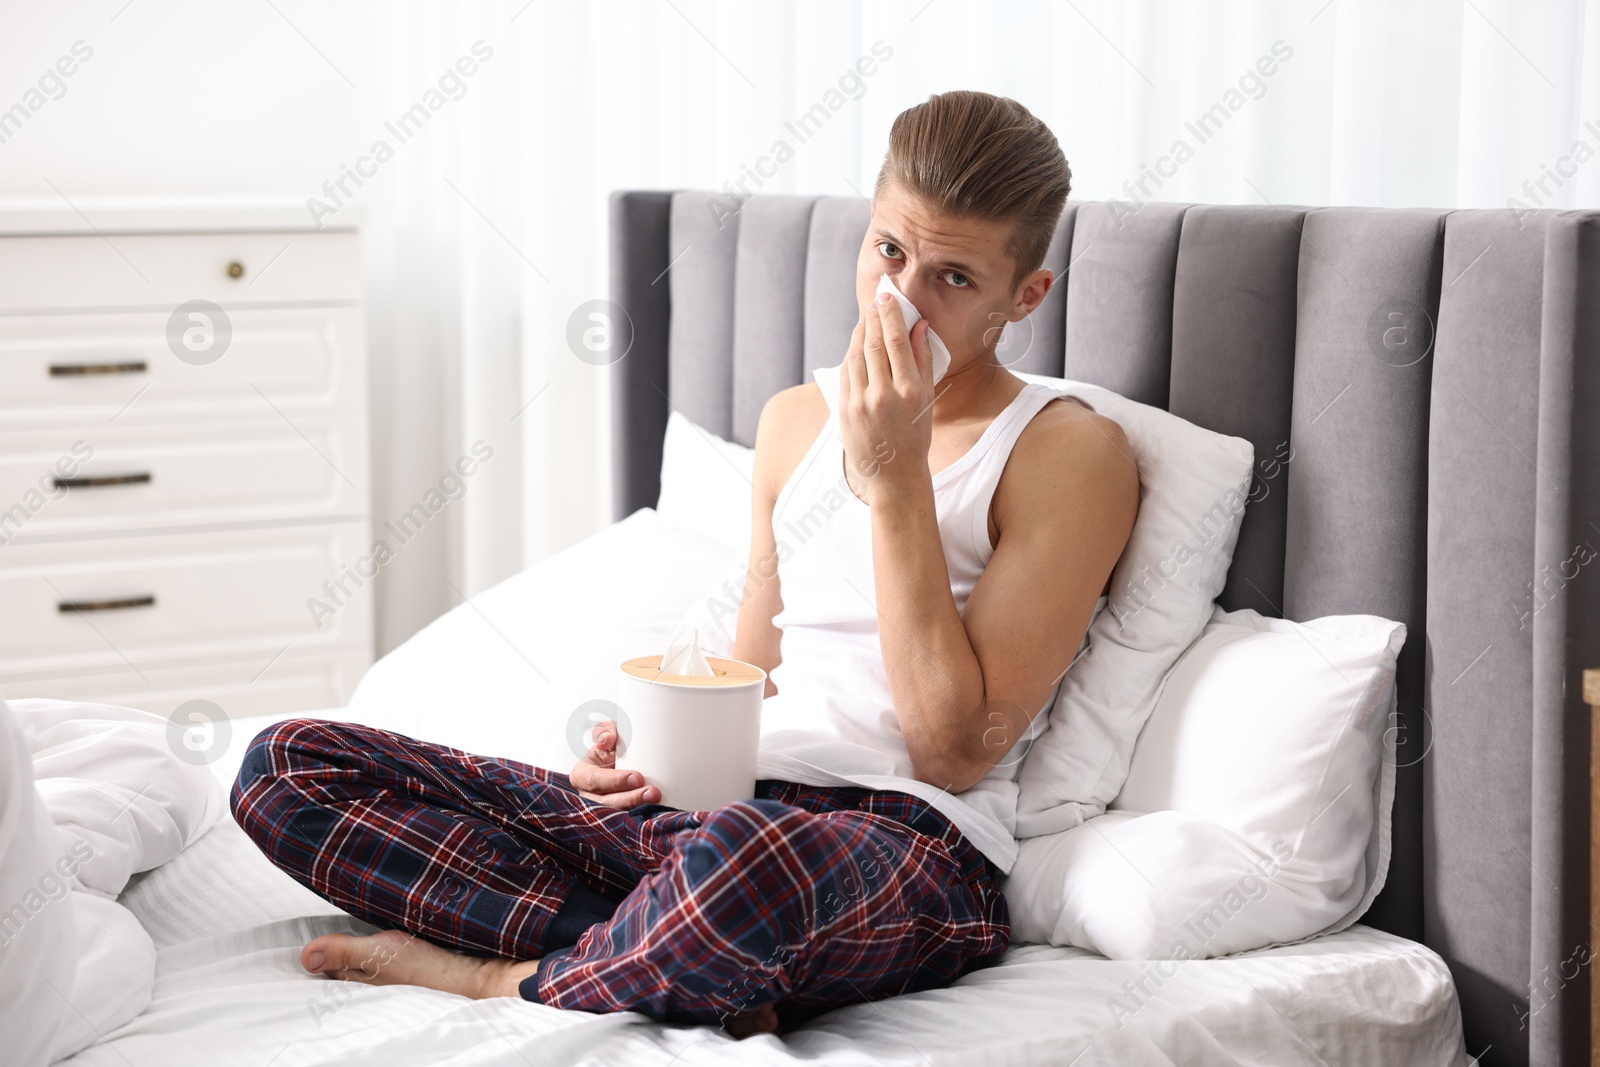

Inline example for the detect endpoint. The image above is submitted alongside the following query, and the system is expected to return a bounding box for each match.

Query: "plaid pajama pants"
[230,718,1010,1027]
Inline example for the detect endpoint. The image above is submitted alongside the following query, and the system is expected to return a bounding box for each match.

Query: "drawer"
[0,231,360,312]
[0,306,365,428]
[0,418,368,540]
[0,646,371,722]
[0,521,375,674]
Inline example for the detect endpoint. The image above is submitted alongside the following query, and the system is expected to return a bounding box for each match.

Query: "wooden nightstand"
[0,203,374,716]
[1590,668,1600,1063]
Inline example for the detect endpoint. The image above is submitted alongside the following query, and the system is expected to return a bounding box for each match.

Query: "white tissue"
[659,623,715,677]
[875,272,953,384]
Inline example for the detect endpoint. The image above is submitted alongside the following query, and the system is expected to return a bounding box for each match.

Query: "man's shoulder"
[761,381,828,423]
[753,382,830,494]
[1021,395,1137,476]
[756,382,829,449]
[1003,393,1140,515]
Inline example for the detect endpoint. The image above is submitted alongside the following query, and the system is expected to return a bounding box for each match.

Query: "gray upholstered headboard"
[609,190,1600,1067]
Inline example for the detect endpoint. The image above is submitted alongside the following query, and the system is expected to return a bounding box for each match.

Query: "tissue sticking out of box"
[876,272,953,384]
[659,623,715,677]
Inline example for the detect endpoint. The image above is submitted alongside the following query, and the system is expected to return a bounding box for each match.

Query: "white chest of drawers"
[0,204,374,720]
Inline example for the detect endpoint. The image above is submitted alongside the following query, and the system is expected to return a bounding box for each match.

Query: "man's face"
[856,180,1053,373]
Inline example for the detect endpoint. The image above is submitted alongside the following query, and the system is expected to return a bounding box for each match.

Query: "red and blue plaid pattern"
[231,718,1009,1026]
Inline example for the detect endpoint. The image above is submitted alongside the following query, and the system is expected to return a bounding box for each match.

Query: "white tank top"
[756,365,1108,874]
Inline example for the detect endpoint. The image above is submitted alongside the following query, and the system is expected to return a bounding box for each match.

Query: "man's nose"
[897,269,933,310]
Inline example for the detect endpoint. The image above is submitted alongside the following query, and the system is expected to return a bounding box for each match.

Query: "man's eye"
[942,271,971,288]
[877,241,902,260]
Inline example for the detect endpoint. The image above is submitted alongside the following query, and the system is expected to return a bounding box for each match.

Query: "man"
[232,89,1138,1038]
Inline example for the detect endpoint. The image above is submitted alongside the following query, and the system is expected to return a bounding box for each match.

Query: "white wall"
[5,0,1597,652]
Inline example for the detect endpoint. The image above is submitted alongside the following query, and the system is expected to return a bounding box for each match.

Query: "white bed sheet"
[73,800,1469,1067]
[59,510,1469,1065]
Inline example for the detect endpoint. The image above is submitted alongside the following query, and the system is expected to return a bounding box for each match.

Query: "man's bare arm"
[873,402,1137,793]
[846,293,1139,794]
[732,383,829,697]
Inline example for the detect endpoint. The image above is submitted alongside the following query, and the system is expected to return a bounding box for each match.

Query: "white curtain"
[354,0,1600,650]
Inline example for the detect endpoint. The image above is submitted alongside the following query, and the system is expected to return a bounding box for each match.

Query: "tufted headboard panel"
[610,190,1600,1066]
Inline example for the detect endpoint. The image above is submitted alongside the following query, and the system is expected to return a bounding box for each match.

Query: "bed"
[65,510,1466,1067]
[49,190,1600,1065]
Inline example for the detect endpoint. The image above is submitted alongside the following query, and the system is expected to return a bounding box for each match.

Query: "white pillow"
[1011,373,1255,837]
[656,410,755,563]
[346,508,737,769]
[1004,606,1404,959]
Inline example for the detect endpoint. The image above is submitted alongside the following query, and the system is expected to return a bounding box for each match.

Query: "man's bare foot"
[306,930,782,1037]
[302,929,539,1000]
[724,1002,780,1039]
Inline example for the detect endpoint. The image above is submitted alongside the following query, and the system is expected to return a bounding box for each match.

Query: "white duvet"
[17,509,1468,1065]
[1,698,224,1066]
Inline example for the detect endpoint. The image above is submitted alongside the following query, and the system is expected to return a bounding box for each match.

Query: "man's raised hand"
[837,291,936,505]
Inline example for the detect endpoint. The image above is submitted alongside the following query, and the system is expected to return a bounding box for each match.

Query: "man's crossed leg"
[230,719,1008,1035]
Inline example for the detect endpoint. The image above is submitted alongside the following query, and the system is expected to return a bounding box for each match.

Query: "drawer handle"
[52,473,152,490]
[50,361,149,377]
[58,595,156,614]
